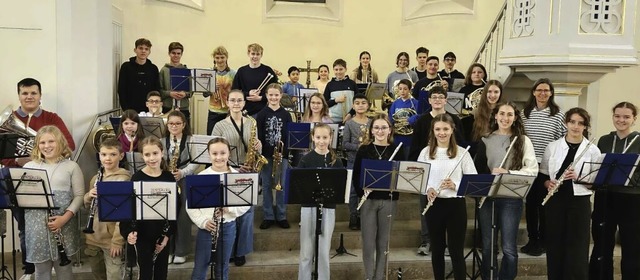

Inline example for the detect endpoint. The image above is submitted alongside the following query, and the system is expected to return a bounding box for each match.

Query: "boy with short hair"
[342,93,371,230]
[84,138,131,280]
[118,38,160,113]
[412,47,430,80]
[139,91,164,117]
[324,59,358,123]
[438,52,465,92]
[232,43,279,115]
[159,42,192,122]
[255,83,292,230]
[282,66,305,98]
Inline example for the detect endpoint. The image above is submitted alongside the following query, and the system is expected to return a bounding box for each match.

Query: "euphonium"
[423,79,444,92]
[271,141,284,191]
[0,105,36,156]
[243,113,268,172]
[83,167,103,234]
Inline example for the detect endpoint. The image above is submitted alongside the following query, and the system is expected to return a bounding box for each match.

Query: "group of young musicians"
[3,39,639,280]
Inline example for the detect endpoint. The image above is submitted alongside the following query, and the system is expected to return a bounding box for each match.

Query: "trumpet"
[83,167,103,234]
[272,141,284,191]
[423,146,470,215]
[542,138,596,206]
[48,209,72,266]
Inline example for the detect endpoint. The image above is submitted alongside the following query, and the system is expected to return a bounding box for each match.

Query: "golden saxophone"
[243,113,268,172]
[169,136,180,172]
[271,140,284,191]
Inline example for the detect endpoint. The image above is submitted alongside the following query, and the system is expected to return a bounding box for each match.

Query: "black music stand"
[455,174,495,280]
[286,168,349,280]
[0,168,17,280]
[139,117,165,139]
[0,133,31,159]
[125,152,146,174]
[478,173,535,280]
[576,153,640,280]
[185,173,258,280]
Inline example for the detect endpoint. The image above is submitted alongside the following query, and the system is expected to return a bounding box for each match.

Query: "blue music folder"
[185,174,222,208]
[593,153,640,186]
[457,174,495,197]
[361,159,395,191]
[170,68,192,91]
[0,167,11,208]
[97,181,135,222]
[287,122,311,150]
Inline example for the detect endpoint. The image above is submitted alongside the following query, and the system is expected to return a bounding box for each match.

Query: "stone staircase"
[10,194,625,279]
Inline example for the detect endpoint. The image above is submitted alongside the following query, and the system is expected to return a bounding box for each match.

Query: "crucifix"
[297,60,319,88]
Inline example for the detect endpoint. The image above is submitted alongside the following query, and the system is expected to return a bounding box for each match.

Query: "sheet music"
[224,173,259,206]
[299,88,317,113]
[135,181,177,221]
[329,90,354,122]
[396,161,431,194]
[189,135,219,164]
[492,173,535,198]
[445,92,465,115]
[139,117,165,139]
[8,168,54,208]
[344,169,353,203]
[191,68,216,92]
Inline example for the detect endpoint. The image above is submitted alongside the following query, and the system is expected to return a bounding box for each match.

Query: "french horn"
[91,122,115,152]
[0,106,36,157]
[392,107,417,136]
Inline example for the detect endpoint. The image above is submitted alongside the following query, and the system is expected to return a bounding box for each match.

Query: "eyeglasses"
[167,122,184,126]
[429,95,447,100]
[444,58,456,62]
[147,100,162,104]
[228,99,245,104]
[535,89,551,94]
[372,126,389,131]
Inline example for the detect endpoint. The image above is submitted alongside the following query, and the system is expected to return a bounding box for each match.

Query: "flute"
[356,143,403,211]
[422,146,470,215]
[541,138,596,206]
[479,136,518,208]
[623,135,639,153]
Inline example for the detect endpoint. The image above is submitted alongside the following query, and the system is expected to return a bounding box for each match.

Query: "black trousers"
[426,197,467,280]
[525,172,547,242]
[545,188,591,280]
[135,237,170,280]
[589,191,640,280]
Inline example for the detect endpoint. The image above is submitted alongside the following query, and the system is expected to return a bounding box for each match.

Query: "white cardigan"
[540,137,602,196]
[186,167,250,230]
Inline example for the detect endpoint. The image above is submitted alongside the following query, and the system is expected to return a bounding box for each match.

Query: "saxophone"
[243,113,268,172]
[169,136,180,172]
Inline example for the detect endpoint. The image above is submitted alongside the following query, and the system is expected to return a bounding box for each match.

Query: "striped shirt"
[521,107,566,162]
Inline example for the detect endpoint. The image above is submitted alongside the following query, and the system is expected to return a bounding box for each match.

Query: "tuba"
[0,106,36,157]
[243,112,268,172]
[91,123,115,152]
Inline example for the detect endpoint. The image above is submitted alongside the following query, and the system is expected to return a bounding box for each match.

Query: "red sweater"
[1,109,75,167]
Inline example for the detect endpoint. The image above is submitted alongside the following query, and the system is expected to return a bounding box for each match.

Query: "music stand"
[125,152,146,174]
[365,83,386,111]
[0,133,31,159]
[185,173,257,280]
[478,173,535,280]
[455,174,495,279]
[286,168,350,280]
[575,153,640,280]
[139,117,165,139]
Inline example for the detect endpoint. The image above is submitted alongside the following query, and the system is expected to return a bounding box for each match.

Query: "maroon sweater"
[1,108,75,167]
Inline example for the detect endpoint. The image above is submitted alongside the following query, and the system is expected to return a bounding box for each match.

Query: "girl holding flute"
[540,107,601,280]
[352,114,404,280]
[474,101,538,280]
[417,114,476,280]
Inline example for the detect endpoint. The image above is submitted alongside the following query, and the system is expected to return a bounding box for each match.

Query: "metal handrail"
[72,108,121,162]
[472,0,508,64]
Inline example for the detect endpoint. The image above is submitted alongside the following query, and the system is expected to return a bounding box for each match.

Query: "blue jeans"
[233,206,254,257]
[191,222,236,280]
[260,158,287,221]
[479,198,523,280]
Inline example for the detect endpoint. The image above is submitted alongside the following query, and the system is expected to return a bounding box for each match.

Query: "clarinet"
[48,209,72,266]
[152,221,170,263]
[210,207,223,263]
[83,167,103,234]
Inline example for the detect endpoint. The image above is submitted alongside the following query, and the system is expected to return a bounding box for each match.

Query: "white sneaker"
[19,274,33,280]
[417,243,430,255]
[168,254,174,264]
[173,256,186,264]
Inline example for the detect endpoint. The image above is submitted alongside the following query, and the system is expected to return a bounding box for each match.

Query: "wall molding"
[263,0,342,24]
[402,0,475,24]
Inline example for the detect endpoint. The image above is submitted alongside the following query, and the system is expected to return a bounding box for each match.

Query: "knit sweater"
[474,133,538,176]
[385,70,419,98]
[417,146,477,198]
[342,118,371,164]
[211,116,260,166]
[84,168,130,249]
[521,107,567,162]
